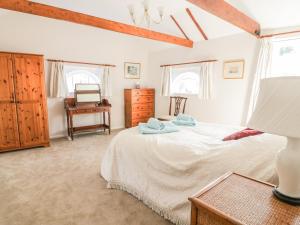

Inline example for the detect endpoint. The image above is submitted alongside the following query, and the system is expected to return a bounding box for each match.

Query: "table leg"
[66,111,70,137]
[103,111,106,133]
[70,113,74,140]
[108,111,111,135]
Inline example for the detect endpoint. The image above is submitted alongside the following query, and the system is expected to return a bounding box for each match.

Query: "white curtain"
[198,62,214,99]
[247,38,273,121]
[49,62,67,98]
[160,66,171,96]
[100,66,112,98]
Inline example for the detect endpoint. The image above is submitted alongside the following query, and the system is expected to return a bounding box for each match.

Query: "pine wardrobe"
[0,52,49,152]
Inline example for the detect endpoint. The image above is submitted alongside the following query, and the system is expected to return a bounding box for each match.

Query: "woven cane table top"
[190,173,300,225]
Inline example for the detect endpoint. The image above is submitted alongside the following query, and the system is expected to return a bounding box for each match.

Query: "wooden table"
[189,172,300,225]
[64,98,111,140]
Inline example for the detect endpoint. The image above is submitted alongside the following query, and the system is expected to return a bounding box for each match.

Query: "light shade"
[248,77,300,138]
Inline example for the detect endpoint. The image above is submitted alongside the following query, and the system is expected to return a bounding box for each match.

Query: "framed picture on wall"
[124,62,141,79]
[223,60,245,79]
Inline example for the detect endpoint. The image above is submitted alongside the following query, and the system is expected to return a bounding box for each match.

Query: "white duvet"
[101,122,286,225]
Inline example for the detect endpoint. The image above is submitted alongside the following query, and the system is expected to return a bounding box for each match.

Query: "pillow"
[222,128,264,141]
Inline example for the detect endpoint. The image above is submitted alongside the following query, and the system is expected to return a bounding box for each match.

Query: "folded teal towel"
[176,113,194,121]
[172,120,196,126]
[139,122,179,134]
[173,113,196,126]
[146,118,164,130]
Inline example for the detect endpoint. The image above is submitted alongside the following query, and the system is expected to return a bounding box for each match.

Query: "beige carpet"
[0,131,172,225]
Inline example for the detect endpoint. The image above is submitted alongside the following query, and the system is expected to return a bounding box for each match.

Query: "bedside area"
[189,172,300,225]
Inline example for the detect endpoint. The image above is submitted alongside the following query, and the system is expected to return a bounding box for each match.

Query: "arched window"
[170,68,200,95]
[270,37,300,76]
[64,65,102,95]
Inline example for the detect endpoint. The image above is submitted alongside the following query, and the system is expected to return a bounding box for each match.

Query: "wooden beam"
[186,8,208,40]
[0,0,193,48]
[170,15,190,40]
[187,0,260,36]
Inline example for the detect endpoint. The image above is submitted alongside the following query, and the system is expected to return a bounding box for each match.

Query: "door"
[13,54,49,148]
[0,53,20,151]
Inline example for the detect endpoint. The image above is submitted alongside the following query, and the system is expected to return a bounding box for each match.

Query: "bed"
[100,122,286,225]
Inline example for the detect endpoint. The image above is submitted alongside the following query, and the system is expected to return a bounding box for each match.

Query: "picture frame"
[223,60,245,79]
[124,62,141,79]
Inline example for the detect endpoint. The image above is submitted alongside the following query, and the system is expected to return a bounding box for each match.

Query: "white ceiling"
[1,0,300,43]
[227,0,300,29]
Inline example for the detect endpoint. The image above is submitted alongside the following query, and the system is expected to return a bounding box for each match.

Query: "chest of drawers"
[124,88,155,128]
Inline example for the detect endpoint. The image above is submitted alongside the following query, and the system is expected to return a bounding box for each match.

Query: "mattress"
[101,122,286,225]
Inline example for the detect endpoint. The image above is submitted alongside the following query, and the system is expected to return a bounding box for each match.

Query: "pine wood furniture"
[189,172,300,225]
[0,52,49,152]
[64,98,111,140]
[124,88,155,128]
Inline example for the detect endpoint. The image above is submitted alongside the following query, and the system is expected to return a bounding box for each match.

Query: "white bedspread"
[100,122,286,225]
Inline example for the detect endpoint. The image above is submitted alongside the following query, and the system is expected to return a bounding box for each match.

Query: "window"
[170,66,200,95]
[64,65,103,95]
[270,37,300,76]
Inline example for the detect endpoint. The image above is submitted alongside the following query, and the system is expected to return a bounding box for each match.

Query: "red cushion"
[222,128,264,141]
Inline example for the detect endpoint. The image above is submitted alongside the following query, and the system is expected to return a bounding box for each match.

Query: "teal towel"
[139,122,179,134]
[172,120,196,126]
[176,113,194,121]
[146,118,164,130]
[173,113,196,126]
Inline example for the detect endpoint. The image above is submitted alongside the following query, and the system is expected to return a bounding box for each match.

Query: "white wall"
[148,33,260,126]
[0,11,261,138]
[0,12,167,138]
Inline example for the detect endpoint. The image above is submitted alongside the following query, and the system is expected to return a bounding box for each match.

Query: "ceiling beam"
[170,15,190,40]
[187,0,260,36]
[0,0,193,48]
[186,8,208,40]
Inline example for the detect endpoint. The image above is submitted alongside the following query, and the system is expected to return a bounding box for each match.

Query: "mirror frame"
[74,83,101,105]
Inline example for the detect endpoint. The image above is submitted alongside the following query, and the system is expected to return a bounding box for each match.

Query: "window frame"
[64,64,102,96]
[270,36,300,77]
[169,66,200,96]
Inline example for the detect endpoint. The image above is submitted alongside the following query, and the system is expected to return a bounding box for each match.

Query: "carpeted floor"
[0,131,172,225]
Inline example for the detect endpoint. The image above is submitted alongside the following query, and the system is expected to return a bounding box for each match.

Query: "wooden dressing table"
[64,98,111,140]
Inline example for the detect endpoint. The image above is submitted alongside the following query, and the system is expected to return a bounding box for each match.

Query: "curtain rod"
[160,59,217,67]
[46,59,116,67]
[260,29,300,39]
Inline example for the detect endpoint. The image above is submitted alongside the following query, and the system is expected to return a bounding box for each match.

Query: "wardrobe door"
[13,54,49,148]
[0,53,20,151]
